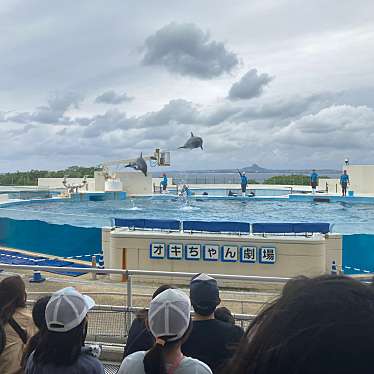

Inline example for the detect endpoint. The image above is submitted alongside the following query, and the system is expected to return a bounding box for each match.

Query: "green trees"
[263,175,330,185]
[0,166,99,186]
[264,175,310,185]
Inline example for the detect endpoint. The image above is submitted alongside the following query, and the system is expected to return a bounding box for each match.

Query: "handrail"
[0,263,291,283]
[26,300,256,321]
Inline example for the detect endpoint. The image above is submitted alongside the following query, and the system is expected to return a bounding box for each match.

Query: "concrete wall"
[0,194,8,202]
[117,172,152,195]
[345,165,374,194]
[38,172,152,195]
[94,172,106,191]
[319,178,340,193]
[38,178,95,191]
[104,229,342,285]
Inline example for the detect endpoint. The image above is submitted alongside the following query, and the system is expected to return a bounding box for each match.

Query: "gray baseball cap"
[45,287,95,332]
[148,288,191,342]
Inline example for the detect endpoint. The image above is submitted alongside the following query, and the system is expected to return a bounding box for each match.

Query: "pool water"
[168,188,289,196]
[1,196,374,234]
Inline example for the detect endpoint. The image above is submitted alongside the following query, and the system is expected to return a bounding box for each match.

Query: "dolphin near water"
[179,132,203,150]
[125,152,148,176]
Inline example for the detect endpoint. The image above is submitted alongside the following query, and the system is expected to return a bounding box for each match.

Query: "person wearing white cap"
[25,287,104,374]
[118,288,212,374]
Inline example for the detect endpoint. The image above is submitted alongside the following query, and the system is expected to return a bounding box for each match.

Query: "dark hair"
[33,318,87,366]
[136,285,174,320]
[22,296,51,368]
[214,306,235,325]
[0,276,26,324]
[0,324,5,355]
[223,275,374,374]
[143,319,192,374]
[32,296,50,330]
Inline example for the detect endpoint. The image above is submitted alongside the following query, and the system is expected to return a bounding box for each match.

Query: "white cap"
[45,287,95,332]
[148,289,191,342]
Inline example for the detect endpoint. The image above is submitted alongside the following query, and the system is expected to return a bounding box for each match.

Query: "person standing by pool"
[238,170,248,196]
[160,173,168,193]
[310,169,319,195]
[340,170,350,196]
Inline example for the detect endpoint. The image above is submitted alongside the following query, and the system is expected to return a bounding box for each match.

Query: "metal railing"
[1,264,288,346]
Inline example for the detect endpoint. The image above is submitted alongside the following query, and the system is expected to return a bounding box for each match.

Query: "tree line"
[0,169,330,186]
[263,175,330,185]
[0,166,100,186]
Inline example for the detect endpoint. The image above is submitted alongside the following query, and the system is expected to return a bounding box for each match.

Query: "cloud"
[6,92,82,125]
[228,69,273,100]
[142,22,239,79]
[2,91,372,171]
[276,105,374,149]
[95,90,133,105]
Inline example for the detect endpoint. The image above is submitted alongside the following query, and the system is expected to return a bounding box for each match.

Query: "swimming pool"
[1,196,374,234]
[167,188,290,196]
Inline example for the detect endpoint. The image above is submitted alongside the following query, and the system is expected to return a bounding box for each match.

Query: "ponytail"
[143,320,192,374]
[143,338,167,374]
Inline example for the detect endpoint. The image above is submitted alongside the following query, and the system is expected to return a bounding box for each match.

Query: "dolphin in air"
[125,152,148,176]
[179,132,203,150]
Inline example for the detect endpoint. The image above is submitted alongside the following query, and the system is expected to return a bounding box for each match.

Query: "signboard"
[150,242,276,264]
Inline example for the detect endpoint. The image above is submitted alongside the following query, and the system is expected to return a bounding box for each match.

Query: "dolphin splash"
[179,132,203,150]
[125,152,148,176]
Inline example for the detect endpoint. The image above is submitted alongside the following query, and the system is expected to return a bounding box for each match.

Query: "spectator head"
[33,287,95,366]
[22,296,51,368]
[0,275,26,324]
[152,284,174,300]
[137,285,174,321]
[32,296,51,330]
[190,273,220,316]
[214,307,235,325]
[0,325,5,355]
[224,275,374,374]
[143,289,192,374]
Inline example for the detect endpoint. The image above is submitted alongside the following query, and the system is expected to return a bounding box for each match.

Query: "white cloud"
[276,105,374,149]
[1,0,374,171]
[95,90,133,105]
[228,69,273,100]
[142,22,239,79]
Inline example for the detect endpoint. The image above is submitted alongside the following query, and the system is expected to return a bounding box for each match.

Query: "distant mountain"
[172,164,340,174]
[242,164,270,173]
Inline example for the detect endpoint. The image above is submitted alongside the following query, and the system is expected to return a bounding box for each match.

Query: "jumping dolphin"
[125,152,148,176]
[179,132,203,150]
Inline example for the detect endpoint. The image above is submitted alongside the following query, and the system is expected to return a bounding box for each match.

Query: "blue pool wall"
[342,234,374,274]
[0,217,102,258]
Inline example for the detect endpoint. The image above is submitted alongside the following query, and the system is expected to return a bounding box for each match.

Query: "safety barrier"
[113,218,331,235]
[183,220,250,234]
[0,217,101,257]
[113,218,180,231]
[252,222,330,235]
[3,265,268,350]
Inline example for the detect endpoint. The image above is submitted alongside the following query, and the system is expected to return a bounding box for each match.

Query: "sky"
[1,0,374,172]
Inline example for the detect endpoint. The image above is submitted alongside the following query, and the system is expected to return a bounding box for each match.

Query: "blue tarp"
[0,217,101,258]
[252,223,293,234]
[343,234,374,274]
[252,222,330,234]
[293,223,330,234]
[0,249,90,276]
[183,220,250,233]
[113,218,180,231]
